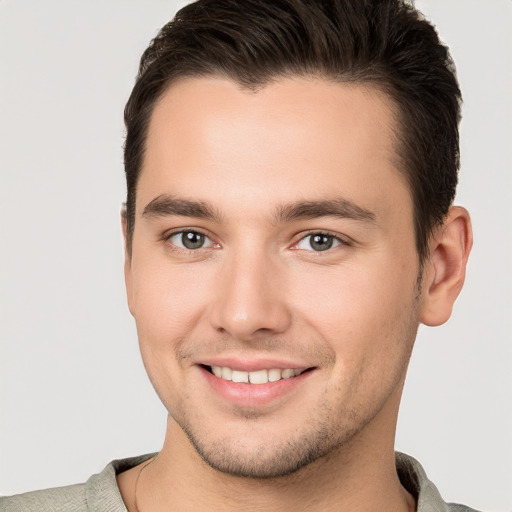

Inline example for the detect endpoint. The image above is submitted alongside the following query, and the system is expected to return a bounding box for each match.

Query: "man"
[1,0,477,510]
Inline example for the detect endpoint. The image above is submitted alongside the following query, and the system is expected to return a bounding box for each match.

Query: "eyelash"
[163,229,348,254]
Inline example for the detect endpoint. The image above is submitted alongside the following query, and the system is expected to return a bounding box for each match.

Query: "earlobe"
[420,206,473,326]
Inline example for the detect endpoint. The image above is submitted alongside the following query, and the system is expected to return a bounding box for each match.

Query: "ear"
[121,204,135,316]
[420,206,473,326]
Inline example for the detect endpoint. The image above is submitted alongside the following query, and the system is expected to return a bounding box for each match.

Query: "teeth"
[210,366,305,384]
[231,370,249,383]
[221,367,232,380]
[268,368,282,382]
[249,369,268,384]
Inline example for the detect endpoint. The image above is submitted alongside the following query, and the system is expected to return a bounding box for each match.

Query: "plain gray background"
[0,1,511,510]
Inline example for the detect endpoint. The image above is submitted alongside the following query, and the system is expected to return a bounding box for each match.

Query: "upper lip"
[198,357,313,372]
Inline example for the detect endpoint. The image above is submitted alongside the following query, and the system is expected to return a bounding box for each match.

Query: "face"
[125,77,424,478]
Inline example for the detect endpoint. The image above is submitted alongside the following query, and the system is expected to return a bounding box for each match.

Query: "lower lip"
[199,366,313,408]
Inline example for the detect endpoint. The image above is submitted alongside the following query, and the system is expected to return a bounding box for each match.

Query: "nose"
[209,250,292,341]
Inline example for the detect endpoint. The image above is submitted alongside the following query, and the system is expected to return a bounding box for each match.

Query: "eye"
[296,233,342,252]
[168,230,215,250]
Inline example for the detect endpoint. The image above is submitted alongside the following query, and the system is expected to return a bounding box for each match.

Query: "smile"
[208,366,306,384]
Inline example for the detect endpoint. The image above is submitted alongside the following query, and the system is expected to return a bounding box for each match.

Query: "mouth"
[197,358,316,408]
[201,364,313,384]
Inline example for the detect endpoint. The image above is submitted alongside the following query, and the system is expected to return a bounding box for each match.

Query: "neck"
[133,393,414,512]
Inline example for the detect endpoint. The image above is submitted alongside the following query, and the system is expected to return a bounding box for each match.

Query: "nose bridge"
[210,242,291,339]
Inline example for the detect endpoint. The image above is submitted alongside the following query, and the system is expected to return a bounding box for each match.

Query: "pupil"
[311,234,333,251]
[182,232,204,249]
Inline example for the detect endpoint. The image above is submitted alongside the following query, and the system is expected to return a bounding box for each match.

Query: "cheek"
[291,255,419,359]
[129,254,213,354]
[291,258,419,414]
[129,257,214,406]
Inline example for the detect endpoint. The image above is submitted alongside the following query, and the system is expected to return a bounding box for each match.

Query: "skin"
[119,76,472,511]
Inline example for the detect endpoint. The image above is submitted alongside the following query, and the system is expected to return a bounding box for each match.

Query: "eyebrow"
[142,195,221,221]
[142,194,376,224]
[274,198,376,224]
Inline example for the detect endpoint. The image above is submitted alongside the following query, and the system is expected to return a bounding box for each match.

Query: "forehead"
[139,76,410,221]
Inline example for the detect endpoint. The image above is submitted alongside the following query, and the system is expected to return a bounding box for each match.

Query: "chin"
[177,409,366,479]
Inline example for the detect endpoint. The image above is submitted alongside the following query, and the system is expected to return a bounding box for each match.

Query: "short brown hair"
[124,0,461,262]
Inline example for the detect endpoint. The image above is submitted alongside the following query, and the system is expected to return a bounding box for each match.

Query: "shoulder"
[0,454,154,512]
[395,452,483,512]
[0,483,87,512]
[447,505,481,512]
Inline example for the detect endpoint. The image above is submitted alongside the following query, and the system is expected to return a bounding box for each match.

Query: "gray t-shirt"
[0,452,480,511]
